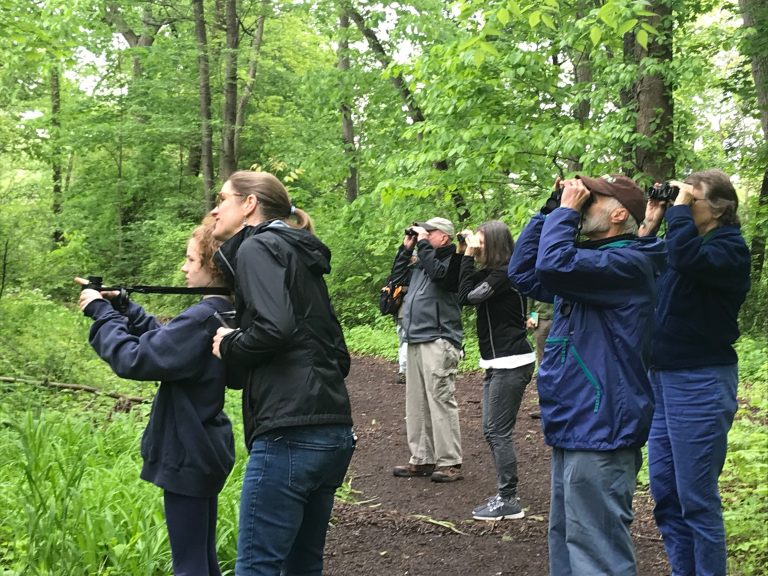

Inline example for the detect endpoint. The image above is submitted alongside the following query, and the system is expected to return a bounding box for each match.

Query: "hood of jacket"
[214,221,331,288]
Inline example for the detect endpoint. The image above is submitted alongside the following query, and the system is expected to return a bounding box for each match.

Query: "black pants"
[164,490,222,576]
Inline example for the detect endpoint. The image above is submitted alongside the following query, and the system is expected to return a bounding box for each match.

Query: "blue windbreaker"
[508,209,667,450]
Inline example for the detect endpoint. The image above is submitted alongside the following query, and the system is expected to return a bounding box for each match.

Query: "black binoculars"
[646,182,680,202]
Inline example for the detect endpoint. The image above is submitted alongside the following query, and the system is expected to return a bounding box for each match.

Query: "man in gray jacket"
[391,217,464,482]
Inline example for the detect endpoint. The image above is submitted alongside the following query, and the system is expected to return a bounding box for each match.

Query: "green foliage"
[721,338,768,575]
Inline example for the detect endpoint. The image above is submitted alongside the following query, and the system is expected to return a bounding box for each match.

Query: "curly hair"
[191,215,226,286]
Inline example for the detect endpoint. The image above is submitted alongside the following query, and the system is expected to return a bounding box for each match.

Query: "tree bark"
[739,0,768,139]
[220,0,239,180]
[620,31,638,168]
[338,10,358,203]
[0,238,8,300]
[633,1,675,182]
[235,0,270,162]
[739,0,768,280]
[50,65,63,245]
[193,0,215,209]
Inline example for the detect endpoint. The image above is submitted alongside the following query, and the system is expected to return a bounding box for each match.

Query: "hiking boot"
[473,495,525,521]
[472,494,501,515]
[396,373,406,385]
[393,463,435,477]
[430,465,463,483]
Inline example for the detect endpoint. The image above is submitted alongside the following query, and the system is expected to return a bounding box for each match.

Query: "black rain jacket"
[215,221,353,449]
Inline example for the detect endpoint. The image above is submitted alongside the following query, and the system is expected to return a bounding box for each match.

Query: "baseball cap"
[414,217,455,238]
[576,174,646,225]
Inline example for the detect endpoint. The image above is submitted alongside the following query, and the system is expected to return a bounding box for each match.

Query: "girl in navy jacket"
[77,219,235,576]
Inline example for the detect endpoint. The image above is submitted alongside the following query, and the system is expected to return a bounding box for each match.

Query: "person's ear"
[610,206,629,224]
[242,194,258,217]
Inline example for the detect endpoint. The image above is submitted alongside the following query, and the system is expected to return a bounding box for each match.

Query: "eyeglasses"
[215,191,246,206]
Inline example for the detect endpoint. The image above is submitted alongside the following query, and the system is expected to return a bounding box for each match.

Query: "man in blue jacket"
[640,169,750,576]
[508,175,666,576]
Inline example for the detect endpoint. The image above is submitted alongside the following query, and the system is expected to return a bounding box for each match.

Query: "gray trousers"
[549,447,642,576]
[482,365,533,498]
[405,339,462,467]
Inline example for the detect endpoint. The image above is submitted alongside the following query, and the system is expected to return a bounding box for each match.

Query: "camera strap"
[121,285,231,296]
[97,285,231,298]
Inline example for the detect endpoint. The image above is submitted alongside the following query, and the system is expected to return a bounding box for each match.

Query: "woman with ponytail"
[210,171,354,575]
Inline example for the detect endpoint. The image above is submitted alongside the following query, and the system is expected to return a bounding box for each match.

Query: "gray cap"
[414,217,455,237]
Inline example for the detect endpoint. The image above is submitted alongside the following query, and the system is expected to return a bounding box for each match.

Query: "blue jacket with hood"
[508,208,667,451]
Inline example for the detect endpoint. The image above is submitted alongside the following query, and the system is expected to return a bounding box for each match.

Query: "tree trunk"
[739,0,768,280]
[620,31,638,168]
[568,47,593,173]
[50,65,63,245]
[193,0,215,209]
[220,0,239,180]
[739,0,768,139]
[633,1,675,182]
[0,238,9,300]
[749,170,768,280]
[235,0,270,162]
[338,10,358,203]
[103,4,168,78]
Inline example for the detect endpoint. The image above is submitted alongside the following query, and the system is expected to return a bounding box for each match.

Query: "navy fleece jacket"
[651,205,751,369]
[85,296,235,498]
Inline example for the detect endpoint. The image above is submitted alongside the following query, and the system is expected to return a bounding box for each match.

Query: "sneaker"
[472,494,502,515]
[473,495,525,521]
[430,465,464,483]
[393,463,435,477]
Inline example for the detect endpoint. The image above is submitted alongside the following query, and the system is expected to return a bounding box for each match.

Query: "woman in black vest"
[458,220,534,521]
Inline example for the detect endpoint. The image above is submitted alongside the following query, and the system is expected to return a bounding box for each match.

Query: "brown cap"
[576,174,646,225]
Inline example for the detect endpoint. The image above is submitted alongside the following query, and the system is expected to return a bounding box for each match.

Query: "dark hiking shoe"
[393,463,435,477]
[473,495,525,521]
[396,373,406,385]
[430,465,464,483]
[472,494,501,515]
[529,411,542,419]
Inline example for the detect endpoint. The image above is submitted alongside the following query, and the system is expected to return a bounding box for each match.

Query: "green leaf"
[542,14,555,30]
[497,8,510,26]
[636,29,649,50]
[618,19,638,36]
[479,41,500,57]
[597,4,616,28]
[640,22,659,35]
[507,0,522,18]
[590,26,602,46]
[529,11,541,29]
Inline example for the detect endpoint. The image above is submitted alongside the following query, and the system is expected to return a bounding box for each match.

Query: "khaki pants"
[405,339,462,467]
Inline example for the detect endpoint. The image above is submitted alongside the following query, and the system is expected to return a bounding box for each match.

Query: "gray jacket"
[391,242,463,348]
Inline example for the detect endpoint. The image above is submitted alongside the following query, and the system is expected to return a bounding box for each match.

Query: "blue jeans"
[235,424,355,576]
[549,447,642,576]
[482,364,533,498]
[164,491,221,576]
[648,366,738,576]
